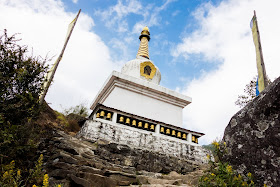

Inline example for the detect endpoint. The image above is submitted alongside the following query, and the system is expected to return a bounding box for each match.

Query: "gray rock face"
[40,129,208,187]
[223,76,280,187]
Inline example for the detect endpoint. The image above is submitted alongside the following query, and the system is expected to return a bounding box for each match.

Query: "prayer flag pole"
[39,9,81,104]
[251,10,268,95]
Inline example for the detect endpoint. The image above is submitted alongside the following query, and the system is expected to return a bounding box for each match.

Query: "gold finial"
[137,26,150,59]
[141,26,150,35]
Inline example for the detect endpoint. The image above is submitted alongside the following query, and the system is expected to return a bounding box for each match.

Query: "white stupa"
[79,27,205,161]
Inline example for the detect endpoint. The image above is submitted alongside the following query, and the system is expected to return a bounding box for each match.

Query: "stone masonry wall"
[77,119,208,164]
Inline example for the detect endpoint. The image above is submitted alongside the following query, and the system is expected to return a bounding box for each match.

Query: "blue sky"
[62,0,222,89]
[1,0,280,144]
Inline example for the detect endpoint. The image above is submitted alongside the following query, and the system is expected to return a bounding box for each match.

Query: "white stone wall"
[90,71,192,127]
[77,119,209,164]
[103,86,183,126]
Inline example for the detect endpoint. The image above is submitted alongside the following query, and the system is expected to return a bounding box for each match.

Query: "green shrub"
[0,155,50,187]
[63,103,89,118]
[0,29,48,175]
[199,141,255,187]
[0,30,48,126]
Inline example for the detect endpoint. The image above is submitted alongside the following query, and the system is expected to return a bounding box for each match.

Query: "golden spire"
[137,26,150,59]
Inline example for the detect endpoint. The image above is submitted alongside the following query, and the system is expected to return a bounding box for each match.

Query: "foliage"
[55,111,80,132]
[55,111,69,126]
[199,141,255,187]
[0,160,23,187]
[0,155,52,187]
[235,76,271,108]
[0,29,48,176]
[28,154,44,185]
[63,103,89,118]
[202,144,215,153]
[0,29,48,125]
[59,103,89,132]
[235,76,258,108]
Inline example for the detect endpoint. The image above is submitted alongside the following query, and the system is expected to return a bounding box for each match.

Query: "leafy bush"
[59,103,88,132]
[199,141,255,187]
[0,30,48,125]
[0,29,48,172]
[63,103,89,118]
[0,155,50,187]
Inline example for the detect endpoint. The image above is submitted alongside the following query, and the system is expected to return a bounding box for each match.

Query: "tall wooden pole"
[39,9,81,104]
[253,10,268,89]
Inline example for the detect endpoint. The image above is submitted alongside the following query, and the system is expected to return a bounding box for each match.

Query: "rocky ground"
[39,130,208,187]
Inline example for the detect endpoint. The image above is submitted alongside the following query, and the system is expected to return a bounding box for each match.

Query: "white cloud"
[174,0,280,144]
[72,0,78,4]
[132,0,176,34]
[0,0,118,111]
[95,0,143,32]
[172,10,180,17]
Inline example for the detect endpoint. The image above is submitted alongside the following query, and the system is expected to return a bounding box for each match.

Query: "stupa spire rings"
[137,26,150,59]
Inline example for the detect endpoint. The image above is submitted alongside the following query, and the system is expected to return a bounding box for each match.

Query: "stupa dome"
[121,26,161,84]
[121,56,161,84]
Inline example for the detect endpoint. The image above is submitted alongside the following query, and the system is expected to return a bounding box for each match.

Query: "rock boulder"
[223,76,280,187]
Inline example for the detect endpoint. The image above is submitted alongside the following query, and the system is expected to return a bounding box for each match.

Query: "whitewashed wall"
[103,86,183,126]
[77,119,209,164]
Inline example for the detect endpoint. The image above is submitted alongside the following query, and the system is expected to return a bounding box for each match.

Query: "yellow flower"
[223,142,226,146]
[238,174,242,179]
[211,173,215,176]
[241,182,247,186]
[58,185,62,187]
[250,180,254,184]
[264,184,267,187]
[206,154,210,159]
[17,169,21,177]
[212,141,219,146]
[247,172,252,178]
[38,154,43,165]
[204,177,208,181]
[226,165,232,173]
[43,174,49,187]
[2,171,9,179]
[32,185,37,187]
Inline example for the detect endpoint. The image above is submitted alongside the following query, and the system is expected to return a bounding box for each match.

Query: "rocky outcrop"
[223,76,280,187]
[40,130,208,187]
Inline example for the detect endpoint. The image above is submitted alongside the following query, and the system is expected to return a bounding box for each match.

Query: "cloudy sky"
[1,0,280,144]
